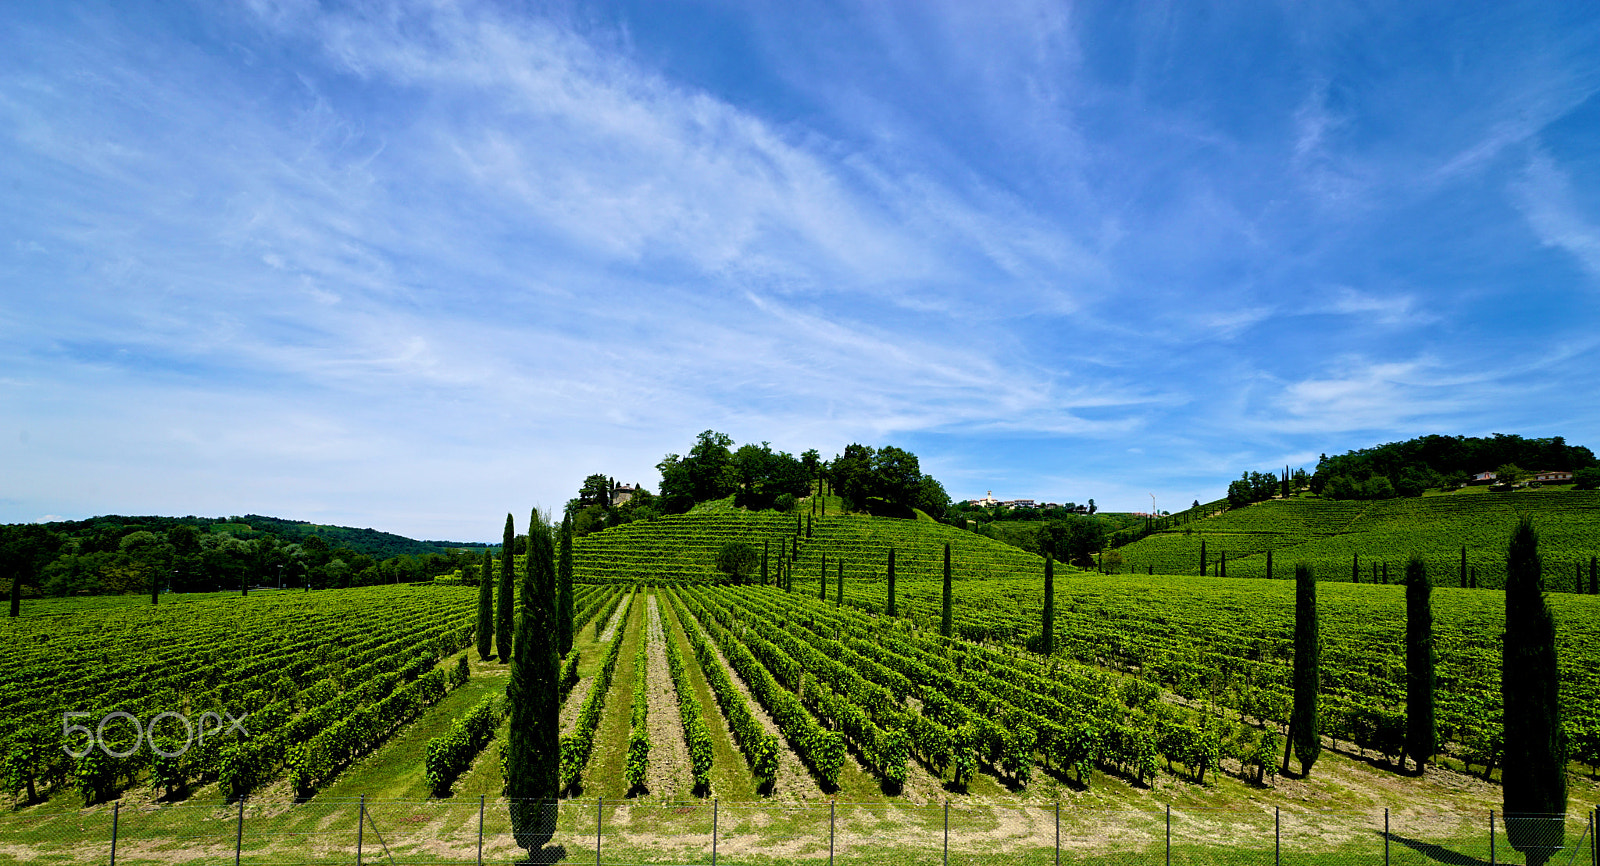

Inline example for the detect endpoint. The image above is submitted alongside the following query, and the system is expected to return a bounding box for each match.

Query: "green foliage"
[1036,516,1106,568]
[1404,555,1436,771]
[507,510,559,845]
[1503,517,1566,866]
[476,550,494,661]
[558,515,574,655]
[497,515,515,664]
[1292,562,1320,776]
[941,543,952,638]
[714,540,761,584]
[625,634,651,792]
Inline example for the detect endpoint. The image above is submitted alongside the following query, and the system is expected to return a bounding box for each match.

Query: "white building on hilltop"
[966,490,1000,507]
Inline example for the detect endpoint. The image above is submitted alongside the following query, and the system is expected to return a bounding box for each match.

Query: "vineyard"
[5,491,1600,863]
[1116,490,1600,588]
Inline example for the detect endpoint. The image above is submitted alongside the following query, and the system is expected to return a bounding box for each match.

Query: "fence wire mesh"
[0,799,1594,866]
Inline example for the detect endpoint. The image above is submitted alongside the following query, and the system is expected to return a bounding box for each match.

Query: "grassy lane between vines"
[583,591,646,800]
[660,587,759,800]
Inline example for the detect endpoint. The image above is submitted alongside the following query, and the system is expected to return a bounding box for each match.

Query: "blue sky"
[3,1,1599,541]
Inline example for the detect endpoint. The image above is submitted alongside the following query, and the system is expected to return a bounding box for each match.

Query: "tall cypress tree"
[497,514,515,663]
[1503,517,1566,866]
[886,549,897,617]
[1591,557,1597,596]
[476,550,494,661]
[820,554,827,601]
[8,570,19,618]
[1042,555,1054,656]
[836,559,843,607]
[1291,562,1320,776]
[1461,547,1468,588]
[941,543,953,638]
[1266,549,1273,581]
[507,510,559,852]
[761,541,769,586]
[558,514,574,657]
[1199,539,1206,576]
[1403,555,1435,774]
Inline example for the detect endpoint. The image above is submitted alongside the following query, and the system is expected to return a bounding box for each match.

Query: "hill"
[1114,488,1600,588]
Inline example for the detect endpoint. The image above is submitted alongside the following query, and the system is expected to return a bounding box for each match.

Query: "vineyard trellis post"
[109,800,119,866]
[597,796,603,866]
[357,795,364,866]
[1165,804,1170,866]
[943,801,948,866]
[712,798,718,866]
[477,796,484,866]
[829,799,835,866]
[236,795,245,866]
[1274,805,1279,866]
[1384,808,1390,866]
[1490,810,1495,866]
[1054,801,1060,866]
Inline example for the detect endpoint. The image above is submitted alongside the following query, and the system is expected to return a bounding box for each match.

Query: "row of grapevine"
[665,593,779,787]
[424,692,505,797]
[557,593,634,793]
[624,626,651,791]
[657,597,714,793]
[674,589,846,788]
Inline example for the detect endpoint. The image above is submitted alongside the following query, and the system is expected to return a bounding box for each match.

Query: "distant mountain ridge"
[37,513,491,560]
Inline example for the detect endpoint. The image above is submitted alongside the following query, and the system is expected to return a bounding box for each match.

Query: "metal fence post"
[1384,808,1390,866]
[477,796,484,866]
[597,797,604,866]
[1165,804,1170,866]
[829,799,835,866]
[943,801,949,866]
[1274,806,1280,866]
[236,796,245,866]
[1054,801,1059,866]
[357,795,365,866]
[110,800,119,866]
[1489,810,1495,866]
[712,799,718,866]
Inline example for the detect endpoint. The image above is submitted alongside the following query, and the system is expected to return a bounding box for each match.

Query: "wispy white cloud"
[1514,148,1600,282]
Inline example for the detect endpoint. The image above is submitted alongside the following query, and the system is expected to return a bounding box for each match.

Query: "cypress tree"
[941,543,953,638]
[836,559,843,607]
[820,554,827,601]
[558,514,574,657]
[8,571,19,618]
[507,510,560,852]
[761,541,769,586]
[477,550,494,661]
[1199,539,1206,576]
[497,514,515,663]
[1461,547,1468,588]
[1352,552,1359,583]
[1403,555,1435,774]
[886,549,897,617]
[1266,549,1273,581]
[1591,557,1597,596]
[1220,551,1226,578]
[1042,555,1054,656]
[1503,517,1566,866]
[1291,562,1320,776]
[807,515,813,539]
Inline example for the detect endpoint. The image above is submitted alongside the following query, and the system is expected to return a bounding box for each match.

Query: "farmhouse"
[1533,470,1573,483]
[1468,471,1497,485]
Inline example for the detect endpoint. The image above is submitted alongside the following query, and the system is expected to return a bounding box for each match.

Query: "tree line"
[1,516,488,601]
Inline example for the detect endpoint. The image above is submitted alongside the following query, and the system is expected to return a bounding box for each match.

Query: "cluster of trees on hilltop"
[827,443,950,517]
[1310,434,1598,500]
[0,516,486,598]
[640,431,949,520]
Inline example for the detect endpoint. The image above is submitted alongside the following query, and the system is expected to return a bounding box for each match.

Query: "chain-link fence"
[0,799,1593,866]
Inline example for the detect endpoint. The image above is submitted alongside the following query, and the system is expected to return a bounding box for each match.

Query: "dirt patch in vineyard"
[562,594,633,735]
[642,595,690,799]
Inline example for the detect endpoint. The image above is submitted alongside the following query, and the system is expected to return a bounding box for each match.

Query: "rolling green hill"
[1114,489,1600,588]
